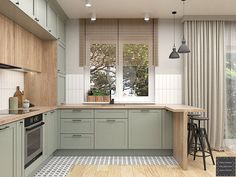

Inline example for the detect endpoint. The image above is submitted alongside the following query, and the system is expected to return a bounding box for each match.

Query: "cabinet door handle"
[0,126,9,131]
[72,134,82,138]
[72,119,82,122]
[15,1,19,5]
[20,121,23,124]
[141,109,150,112]
[48,30,51,32]
[50,111,55,113]
[106,120,116,122]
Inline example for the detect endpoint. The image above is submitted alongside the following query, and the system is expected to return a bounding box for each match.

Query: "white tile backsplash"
[65,73,183,105]
[0,69,24,110]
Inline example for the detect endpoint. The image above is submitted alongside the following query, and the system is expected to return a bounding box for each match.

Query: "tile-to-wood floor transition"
[34,151,236,177]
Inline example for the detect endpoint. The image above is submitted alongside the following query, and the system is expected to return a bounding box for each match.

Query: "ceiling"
[57,0,236,19]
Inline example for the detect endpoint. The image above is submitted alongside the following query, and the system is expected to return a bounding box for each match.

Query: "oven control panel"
[24,114,43,127]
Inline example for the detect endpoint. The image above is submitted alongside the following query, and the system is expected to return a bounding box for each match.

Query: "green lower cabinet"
[61,119,94,133]
[95,119,128,149]
[129,110,162,149]
[60,134,94,149]
[162,110,173,149]
[16,120,24,177]
[0,122,16,177]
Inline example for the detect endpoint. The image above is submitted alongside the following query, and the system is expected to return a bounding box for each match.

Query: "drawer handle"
[141,109,150,112]
[50,111,55,113]
[72,109,82,112]
[72,120,82,122]
[106,120,116,122]
[0,126,9,131]
[72,134,82,137]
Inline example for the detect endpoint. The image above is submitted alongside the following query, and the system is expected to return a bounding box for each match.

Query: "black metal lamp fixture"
[169,11,180,59]
[178,0,190,53]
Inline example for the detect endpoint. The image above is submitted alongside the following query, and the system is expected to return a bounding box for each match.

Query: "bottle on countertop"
[14,86,24,108]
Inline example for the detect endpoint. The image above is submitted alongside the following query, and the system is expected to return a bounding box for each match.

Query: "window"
[122,44,149,97]
[82,19,157,102]
[89,43,116,95]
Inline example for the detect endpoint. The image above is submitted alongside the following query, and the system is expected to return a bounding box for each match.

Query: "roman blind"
[79,19,158,66]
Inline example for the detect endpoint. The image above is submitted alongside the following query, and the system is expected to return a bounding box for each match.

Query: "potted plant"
[103,90,110,103]
[93,90,103,102]
[87,89,95,102]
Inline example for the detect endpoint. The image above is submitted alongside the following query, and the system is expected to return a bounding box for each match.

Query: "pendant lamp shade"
[169,11,180,59]
[178,38,190,53]
[169,47,180,59]
[178,0,190,54]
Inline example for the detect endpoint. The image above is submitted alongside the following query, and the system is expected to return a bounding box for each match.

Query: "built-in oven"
[24,114,44,169]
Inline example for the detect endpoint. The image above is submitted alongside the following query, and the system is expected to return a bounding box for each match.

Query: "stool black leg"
[188,125,195,155]
[199,130,206,170]
[203,129,215,165]
[193,130,198,160]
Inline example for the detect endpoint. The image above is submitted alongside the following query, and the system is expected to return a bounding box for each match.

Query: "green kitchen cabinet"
[57,16,65,45]
[57,73,66,105]
[95,110,128,119]
[19,0,34,18]
[34,0,47,28]
[47,2,57,37]
[60,134,94,149]
[162,110,173,149]
[57,43,66,74]
[0,122,16,177]
[95,119,128,149]
[129,109,162,149]
[61,119,94,134]
[43,110,57,158]
[16,120,24,177]
[61,109,94,119]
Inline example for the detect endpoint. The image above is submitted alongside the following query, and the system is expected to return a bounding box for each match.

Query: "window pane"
[123,44,149,96]
[226,52,236,139]
[90,44,116,94]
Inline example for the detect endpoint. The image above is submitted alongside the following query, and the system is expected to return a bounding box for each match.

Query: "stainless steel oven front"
[24,114,44,169]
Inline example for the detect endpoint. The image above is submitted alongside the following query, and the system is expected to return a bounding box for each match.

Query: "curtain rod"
[181,15,236,22]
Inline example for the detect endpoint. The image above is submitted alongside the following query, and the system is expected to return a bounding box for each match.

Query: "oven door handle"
[25,122,45,131]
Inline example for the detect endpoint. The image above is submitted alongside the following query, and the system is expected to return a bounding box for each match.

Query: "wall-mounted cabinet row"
[9,0,66,44]
[59,109,173,150]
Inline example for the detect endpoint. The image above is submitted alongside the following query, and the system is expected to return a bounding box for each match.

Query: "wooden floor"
[67,151,236,177]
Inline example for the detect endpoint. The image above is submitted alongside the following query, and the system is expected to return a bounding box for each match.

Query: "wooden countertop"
[0,104,204,126]
[58,104,205,113]
[0,107,57,126]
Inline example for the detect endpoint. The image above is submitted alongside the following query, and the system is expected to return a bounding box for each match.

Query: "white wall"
[66,19,184,104]
[0,70,24,110]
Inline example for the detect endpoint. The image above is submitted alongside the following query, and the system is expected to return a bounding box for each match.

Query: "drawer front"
[129,109,162,119]
[95,119,128,149]
[60,134,94,149]
[95,110,128,119]
[61,109,94,119]
[61,119,94,133]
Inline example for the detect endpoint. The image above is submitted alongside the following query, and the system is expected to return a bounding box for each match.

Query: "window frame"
[85,40,155,103]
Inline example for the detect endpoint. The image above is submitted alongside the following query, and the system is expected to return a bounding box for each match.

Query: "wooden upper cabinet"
[0,14,15,65]
[14,24,42,72]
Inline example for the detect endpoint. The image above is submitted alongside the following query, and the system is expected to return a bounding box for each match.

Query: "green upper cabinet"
[57,43,66,74]
[18,0,34,18]
[129,109,162,149]
[47,3,57,37]
[0,122,16,177]
[57,16,65,45]
[34,0,47,28]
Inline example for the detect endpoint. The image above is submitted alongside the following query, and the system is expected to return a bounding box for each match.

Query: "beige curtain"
[184,20,225,150]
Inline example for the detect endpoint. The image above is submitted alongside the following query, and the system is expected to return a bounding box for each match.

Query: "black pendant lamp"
[169,11,180,59]
[178,0,190,53]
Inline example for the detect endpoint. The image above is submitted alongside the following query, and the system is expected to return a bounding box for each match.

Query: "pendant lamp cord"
[174,12,176,48]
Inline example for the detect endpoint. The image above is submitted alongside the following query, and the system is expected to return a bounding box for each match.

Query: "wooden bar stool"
[189,117,215,170]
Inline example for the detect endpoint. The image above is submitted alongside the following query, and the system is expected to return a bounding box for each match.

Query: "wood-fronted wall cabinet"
[15,24,43,72]
[0,13,15,65]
